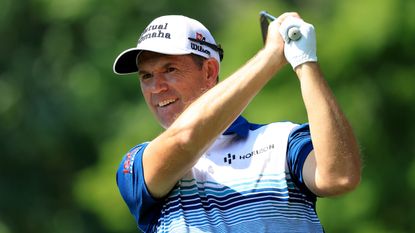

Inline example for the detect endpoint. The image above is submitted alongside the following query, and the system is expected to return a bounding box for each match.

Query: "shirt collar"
[223,116,250,137]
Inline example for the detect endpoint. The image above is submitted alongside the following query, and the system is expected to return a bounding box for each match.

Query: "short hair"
[190,54,206,69]
[190,54,219,83]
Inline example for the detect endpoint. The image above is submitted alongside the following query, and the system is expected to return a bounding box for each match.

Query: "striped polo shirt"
[116,116,324,232]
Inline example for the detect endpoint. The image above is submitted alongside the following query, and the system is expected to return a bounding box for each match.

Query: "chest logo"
[223,144,275,165]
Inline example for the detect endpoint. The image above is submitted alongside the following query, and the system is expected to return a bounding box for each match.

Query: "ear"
[203,58,219,88]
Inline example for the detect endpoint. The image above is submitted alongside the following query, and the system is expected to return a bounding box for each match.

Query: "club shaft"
[260,11,276,21]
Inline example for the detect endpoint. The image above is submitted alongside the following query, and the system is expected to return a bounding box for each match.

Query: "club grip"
[259,11,302,43]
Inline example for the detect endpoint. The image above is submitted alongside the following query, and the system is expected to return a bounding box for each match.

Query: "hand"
[278,15,318,69]
[263,14,290,67]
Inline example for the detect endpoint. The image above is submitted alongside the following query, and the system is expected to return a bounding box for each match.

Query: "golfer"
[114,12,361,232]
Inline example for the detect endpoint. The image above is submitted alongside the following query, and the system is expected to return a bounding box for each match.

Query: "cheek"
[140,86,153,107]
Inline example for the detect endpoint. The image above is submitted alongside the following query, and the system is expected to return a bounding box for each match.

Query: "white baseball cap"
[113,15,223,75]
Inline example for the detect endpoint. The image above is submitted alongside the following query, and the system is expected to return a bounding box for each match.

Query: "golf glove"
[279,17,318,69]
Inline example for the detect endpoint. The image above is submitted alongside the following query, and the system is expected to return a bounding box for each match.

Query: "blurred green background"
[1,0,414,232]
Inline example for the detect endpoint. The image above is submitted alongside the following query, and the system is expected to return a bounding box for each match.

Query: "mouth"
[157,98,177,107]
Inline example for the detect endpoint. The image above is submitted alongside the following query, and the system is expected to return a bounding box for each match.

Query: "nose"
[150,73,168,94]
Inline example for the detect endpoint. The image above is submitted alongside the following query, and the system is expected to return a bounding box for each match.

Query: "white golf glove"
[279,17,318,69]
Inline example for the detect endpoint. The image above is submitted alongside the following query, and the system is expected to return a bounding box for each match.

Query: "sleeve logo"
[123,146,142,174]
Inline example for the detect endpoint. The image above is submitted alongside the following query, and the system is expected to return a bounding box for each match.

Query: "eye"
[166,66,177,73]
[139,73,152,80]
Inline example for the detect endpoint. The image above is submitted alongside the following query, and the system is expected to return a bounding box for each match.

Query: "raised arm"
[277,14,361,196]
[142,15,292,199]
[298,63,361,197]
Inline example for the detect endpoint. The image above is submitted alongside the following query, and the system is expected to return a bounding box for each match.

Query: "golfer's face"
[138,52,210,128]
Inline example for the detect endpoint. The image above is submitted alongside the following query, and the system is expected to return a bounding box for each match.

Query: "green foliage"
[1,0,414,232]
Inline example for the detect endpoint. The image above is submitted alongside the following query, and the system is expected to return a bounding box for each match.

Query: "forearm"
[296,63,361,196]
[174,49,283,150]
[145,48,284,197]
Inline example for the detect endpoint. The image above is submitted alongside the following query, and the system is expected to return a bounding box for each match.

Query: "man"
[113,12,361,232]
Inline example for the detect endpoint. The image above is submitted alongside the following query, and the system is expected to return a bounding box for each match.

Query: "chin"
[158,118,174,129]
[157,111,181,129]
[160,122,169,129]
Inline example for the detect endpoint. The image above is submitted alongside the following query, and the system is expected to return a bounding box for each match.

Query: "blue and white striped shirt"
[116,116,324,232]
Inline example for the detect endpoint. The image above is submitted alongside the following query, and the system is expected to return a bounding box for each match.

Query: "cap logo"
[190,32,211,56]
[196,32,205,41]
[138,22,171,44]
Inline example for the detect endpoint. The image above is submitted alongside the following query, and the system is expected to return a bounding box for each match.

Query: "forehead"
[137,51,193,70]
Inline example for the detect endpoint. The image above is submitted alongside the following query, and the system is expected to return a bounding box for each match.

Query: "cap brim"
[113,48,141,75]
[113,46,194,75]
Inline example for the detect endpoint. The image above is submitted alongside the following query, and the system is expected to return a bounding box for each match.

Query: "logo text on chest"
[223,144,275,165]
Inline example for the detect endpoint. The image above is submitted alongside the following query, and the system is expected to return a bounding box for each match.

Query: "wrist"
[294,62,319,78]
[261,46,287,73]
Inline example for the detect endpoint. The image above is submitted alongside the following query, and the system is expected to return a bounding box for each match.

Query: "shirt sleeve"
[116,143,161,232]
[286,123,314,195]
